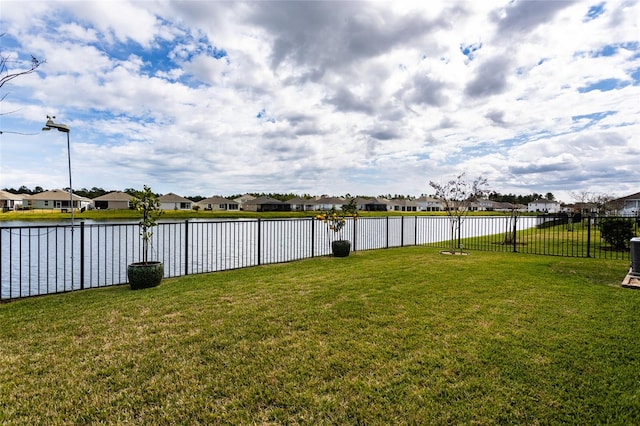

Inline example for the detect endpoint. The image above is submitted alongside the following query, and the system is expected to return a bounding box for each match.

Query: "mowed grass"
[1,247,639,424]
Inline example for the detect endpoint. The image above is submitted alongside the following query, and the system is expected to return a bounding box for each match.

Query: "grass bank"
[1,247,638,424]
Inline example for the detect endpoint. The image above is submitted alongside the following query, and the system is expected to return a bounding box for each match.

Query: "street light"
[42,115,75,286]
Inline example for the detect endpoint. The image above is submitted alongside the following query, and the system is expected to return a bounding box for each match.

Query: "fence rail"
[2,215,636,301]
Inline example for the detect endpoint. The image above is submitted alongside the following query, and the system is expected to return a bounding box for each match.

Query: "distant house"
[414,196,442,212]
[314,196,347,211]
[388,199,418,212]
[25,189,91,212]
[196,196,239,211]
[613,191,640,216]
[234,194,256,210]
[158,193,192,210]
[495,202,527,213]
[92,191,133,210]
[528,198,561,214]
[0,190,27,211]
[471,199,496,211]
[242,196,290,212]
[287,197,316,211]
[356,197,389,211]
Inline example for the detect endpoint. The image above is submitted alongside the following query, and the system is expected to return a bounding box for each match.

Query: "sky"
[0,0,638,202]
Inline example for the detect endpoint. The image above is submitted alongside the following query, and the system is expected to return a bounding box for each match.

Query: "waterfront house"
[286,197,316,211]
[0,190,27,211]
[528,198,561,214]
[388,199,418,212]
[25,189,91,212]
[314,196,347,211]
[92,191,133,210]
[414,196,443,212]
[196,196,239,211]
[355,197,389,211]
[234,194,256,210]
[613,191,640,216]
[242,196,291,212]
[158,193,193,210]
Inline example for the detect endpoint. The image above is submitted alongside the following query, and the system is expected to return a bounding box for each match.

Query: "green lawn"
[1,247,638,424]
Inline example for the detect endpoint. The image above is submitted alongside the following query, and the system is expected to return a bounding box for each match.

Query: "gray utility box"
[631,237,640,277]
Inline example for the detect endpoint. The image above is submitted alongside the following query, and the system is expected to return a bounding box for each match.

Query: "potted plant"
[316,198,358,257]
[127,185,164,289]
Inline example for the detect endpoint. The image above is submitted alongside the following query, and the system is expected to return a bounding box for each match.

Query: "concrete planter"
[331,240,351,257]
[127,262,164,290]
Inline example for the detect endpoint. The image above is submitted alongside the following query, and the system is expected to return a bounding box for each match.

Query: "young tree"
[429,173,489,253]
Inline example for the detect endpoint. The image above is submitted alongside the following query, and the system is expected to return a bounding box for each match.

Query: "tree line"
[3,185,560,204]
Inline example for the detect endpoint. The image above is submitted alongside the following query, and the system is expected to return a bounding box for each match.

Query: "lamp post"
[42,116,74,285]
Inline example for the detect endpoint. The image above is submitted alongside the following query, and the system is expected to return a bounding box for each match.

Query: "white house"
[0,190,27,211]
[388,199,418,212]
[415,196,442,212]
[158,193,192,210]
[613,191,640,216]
[314,196,347,211]
[528,198,561,213]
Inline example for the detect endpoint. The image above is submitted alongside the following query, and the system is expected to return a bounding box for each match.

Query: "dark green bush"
[599,217,635,250]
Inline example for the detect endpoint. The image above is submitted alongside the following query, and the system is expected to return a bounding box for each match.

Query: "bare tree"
[1,34,44,124]
[429,173,489,253]
[570,191,616,215]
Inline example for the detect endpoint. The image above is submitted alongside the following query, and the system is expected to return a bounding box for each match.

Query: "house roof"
[286,197,313,204]
[362,197,389,206]
[614,191,640,202]
[158,193,192,203]
[92,191,133,202]
[0,190,26,201]
[198,196,238,204]
[530,198,559,204]
[27,189,88,201]
[414,196,441,203]
[315,196,346,205]
[389,199,417,206]
[244,196,285,205]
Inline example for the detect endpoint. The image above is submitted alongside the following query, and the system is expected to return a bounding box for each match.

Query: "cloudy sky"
[1,0,638,201]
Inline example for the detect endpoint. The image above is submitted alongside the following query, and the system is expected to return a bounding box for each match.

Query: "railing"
[1,215,636,301]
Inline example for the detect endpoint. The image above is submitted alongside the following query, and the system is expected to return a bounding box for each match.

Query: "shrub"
[599,217,635,250]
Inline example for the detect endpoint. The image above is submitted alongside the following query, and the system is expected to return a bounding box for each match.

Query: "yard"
[1,247,638,424]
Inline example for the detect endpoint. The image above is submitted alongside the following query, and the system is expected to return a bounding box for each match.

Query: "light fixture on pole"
[42,115,75,286]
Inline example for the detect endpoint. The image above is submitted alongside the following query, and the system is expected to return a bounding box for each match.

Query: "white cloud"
[0,0,638,202]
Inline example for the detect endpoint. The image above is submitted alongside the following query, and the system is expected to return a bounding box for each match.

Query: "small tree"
[131,185,163,263]
[316,197,359,241]
[429,173,489,253]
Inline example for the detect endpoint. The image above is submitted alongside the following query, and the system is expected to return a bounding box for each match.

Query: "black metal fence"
[1,215,636,301]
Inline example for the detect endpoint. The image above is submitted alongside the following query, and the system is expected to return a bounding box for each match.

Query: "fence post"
[386,216,389,249]
[587,215,592,258]
[311,217,315,258]
[80,221,85,289]
[353,217,357,252]
[184,220,189,275]
[512,216,518,253]
[257,218,261,266]
[401,216,405,247]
